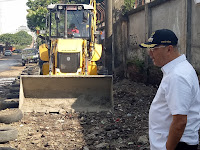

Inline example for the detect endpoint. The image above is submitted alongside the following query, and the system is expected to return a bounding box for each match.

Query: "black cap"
[139,29,178,48]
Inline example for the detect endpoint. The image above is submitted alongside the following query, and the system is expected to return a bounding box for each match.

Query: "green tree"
[26,0,59,32]
[0,33,15,45]
[15,31,33,46]
[0,31,32,49]
[123,0,135,13]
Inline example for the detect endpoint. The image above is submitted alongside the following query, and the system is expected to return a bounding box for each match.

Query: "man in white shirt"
[139,29,200,150]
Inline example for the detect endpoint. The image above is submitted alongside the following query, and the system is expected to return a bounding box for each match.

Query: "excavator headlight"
[58,5,63,10]
[77,6,82,10]
[56,68,61,73]
[77,68,82,74]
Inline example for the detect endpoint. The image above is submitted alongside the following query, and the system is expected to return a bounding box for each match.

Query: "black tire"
[0,108,23,124]
[0,127,18,143]
[11,83,20,88]
[9,87,19,93]
[0,100,19,111]
[6,93,19,99]
[12,79,20,85]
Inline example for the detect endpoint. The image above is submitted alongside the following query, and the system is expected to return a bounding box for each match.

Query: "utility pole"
[105,0,113,75]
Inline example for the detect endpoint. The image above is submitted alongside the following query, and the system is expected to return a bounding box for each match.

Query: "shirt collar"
[161,54,186,75]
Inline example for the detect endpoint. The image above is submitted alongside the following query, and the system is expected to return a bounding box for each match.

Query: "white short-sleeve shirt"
[149,54,200,150]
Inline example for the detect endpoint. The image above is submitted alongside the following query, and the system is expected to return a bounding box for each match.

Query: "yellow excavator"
[19,0,113,113]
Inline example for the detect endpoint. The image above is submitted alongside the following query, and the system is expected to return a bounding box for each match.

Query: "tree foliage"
[15,31,33,45]
[123,0,135,13]
[26,0,60,32]
[26,0,104,32]
[0,34,15,45]
[0,31,32,49]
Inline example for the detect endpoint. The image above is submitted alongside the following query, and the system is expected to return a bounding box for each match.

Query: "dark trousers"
[175,142,198,150]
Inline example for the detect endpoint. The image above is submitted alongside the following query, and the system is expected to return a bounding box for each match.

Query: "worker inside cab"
[68,23,79,34]
[71,26,79,33]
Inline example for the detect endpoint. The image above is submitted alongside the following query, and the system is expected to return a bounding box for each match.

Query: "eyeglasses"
[148,45,166,52]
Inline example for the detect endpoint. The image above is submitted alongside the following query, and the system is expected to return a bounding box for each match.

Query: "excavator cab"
[49,4,91,39]
[39,4,102,76]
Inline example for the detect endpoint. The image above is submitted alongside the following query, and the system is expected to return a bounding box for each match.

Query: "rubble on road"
[0,64,157,150]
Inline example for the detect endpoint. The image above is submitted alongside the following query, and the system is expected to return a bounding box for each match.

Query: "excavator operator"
[68,23,79,34]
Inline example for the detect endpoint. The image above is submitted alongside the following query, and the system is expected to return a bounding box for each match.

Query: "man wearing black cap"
[140,29,200,150]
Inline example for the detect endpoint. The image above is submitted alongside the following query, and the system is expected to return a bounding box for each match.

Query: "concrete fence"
[111,0,200,84]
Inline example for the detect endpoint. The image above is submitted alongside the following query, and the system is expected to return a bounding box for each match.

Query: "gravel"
[0,62,158,149]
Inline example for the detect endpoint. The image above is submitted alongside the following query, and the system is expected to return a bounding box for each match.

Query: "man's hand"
[166,115,187,150]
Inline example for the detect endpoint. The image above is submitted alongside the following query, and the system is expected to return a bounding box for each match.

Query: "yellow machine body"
[19,1,112,113]
[39,44,49,61]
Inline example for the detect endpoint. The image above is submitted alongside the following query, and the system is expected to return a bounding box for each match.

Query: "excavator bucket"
[19,75,113,113]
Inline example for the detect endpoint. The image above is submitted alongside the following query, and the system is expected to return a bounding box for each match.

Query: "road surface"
[0,53,21,71]
[0,53,25,77]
